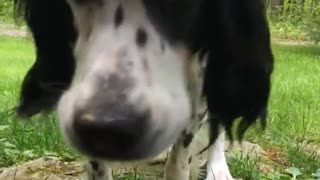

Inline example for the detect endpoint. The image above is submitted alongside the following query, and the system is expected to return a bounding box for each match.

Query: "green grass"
[0,35,320,179]
[228,153,263,179]
[242,43,320,179]
[0,36,78,167]
[269,44,320,141]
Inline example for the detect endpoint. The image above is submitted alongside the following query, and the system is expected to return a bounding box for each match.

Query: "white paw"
[205,163,234,180]
[206,171,234,180]
[203,129,236,180]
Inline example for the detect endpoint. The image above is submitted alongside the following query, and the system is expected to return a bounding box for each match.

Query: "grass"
[0,35,319,179]
[241,43,320,179]
[0,36,77,167]
[228,153,263,179]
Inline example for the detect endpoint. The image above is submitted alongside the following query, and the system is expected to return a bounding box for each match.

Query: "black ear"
[202,0,274,143]
[14,0,77,118]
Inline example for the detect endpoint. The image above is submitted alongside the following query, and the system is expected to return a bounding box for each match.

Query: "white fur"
[163,52,208,180]
[58,0,191,160]
[206,129,234,180]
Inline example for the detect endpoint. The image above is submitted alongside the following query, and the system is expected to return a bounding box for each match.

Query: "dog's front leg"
[86,160,113,180]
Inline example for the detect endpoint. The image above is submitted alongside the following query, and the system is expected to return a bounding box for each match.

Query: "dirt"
[0,24,27,37]
[271,38,319,46]
[0,136,268,180]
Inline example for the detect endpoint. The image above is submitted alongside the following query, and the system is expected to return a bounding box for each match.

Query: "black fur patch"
[136,27,148,48]
[183,133,194,148]
[14,0,76,118]
[114,4,124,27]
[201,0,274,146]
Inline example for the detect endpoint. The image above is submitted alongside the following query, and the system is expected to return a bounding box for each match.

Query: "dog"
[14,0,274,179]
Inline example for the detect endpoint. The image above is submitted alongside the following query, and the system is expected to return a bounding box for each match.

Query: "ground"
[0,136,266,180]
[0,23,319,180]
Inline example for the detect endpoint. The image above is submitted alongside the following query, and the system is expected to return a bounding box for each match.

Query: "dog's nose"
[72,108,150,160]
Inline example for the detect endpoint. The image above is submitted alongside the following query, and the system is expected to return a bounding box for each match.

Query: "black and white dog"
[14,0,274,179]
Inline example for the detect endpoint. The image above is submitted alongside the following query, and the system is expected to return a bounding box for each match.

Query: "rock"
[0,157,85,180]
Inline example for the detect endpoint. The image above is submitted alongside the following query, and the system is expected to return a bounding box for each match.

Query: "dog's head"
[15,0,274,161]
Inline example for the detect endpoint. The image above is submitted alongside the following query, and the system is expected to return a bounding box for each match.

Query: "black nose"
[72,109,150,160]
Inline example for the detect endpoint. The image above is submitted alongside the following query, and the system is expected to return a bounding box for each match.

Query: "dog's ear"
[14,0,77,118]
[202,0,274,143]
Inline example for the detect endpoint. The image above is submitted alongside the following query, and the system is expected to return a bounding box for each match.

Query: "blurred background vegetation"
[267,0,320,43]
[0,0,13,22]
[1,0,320,43]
